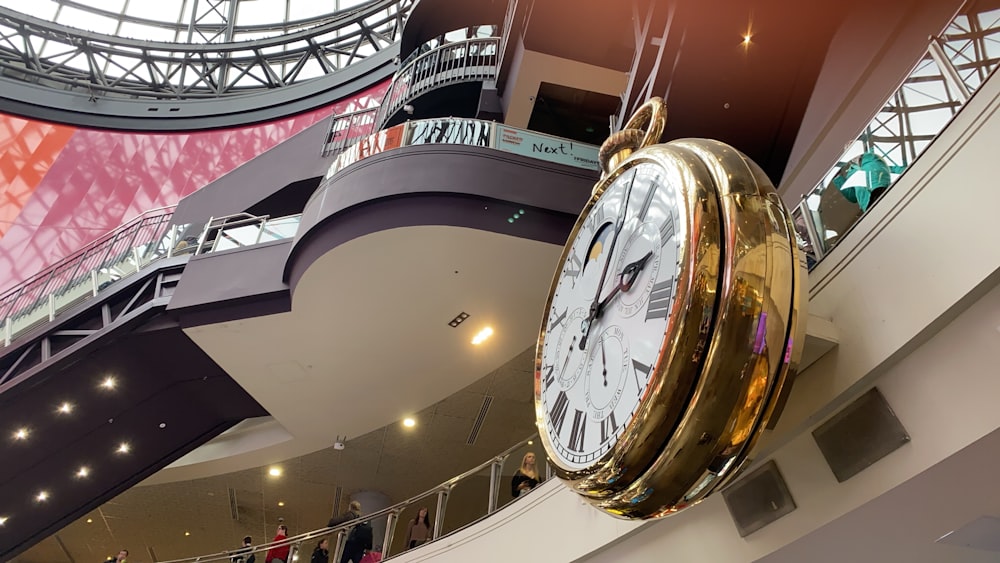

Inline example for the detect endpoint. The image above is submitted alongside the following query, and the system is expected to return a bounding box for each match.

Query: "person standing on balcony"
[103,549,128,563]
[340,519,373,563]
[328,500,361,529]
[265,525,290,563]
[405,507,432,549]
[310,538,330,563]
[511,452,540,497]
[231,535,255,563]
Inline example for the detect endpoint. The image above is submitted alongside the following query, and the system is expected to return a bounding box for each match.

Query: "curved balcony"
[375,37,500,128]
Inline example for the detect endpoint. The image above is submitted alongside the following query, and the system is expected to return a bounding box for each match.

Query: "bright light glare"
[76,466,90,478]
[403,418,416,428]
[58,402,73,414]
[471,326,494,345]
[268,467,282,477]
[13,428,28,440]
[116,442,130,454]
[36,491,49,502]
[101,376,116,390]
[0,516,8,526]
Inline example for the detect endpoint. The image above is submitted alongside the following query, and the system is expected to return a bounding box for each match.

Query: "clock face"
[538,161,682,471]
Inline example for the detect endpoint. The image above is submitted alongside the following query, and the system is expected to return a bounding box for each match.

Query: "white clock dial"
[539,162,682,471]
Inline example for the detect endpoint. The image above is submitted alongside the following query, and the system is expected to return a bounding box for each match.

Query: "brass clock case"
[534,100,806,519]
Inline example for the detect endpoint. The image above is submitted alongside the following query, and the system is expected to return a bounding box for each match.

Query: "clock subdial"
[545,307,587,391]
[584,325,630,426]
[608,221,662,318]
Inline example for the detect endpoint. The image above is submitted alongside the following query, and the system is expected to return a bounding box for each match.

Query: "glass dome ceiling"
[0,0,411,122]
[3,0,377,44]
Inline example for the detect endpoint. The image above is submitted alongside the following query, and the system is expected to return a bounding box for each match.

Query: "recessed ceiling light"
[86,518,93,524]
[101,376,116,390]
[184,531,190,536]
[76,466,90,478]
[35,491,49,502]
[403,418,416,428]
[13,428,29,441]
[278,501,285,507]
[0,516,7,526]
[471,326,494,345]
[116,442,130,454]
[268,467,282,477]
[527,440,534,445]
[57,402,73,414]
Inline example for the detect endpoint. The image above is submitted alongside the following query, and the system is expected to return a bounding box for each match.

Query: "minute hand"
[593,250,654,318]
[580,170,638,351]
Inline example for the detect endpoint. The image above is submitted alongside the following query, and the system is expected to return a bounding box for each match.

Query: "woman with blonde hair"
[511,451,541,497]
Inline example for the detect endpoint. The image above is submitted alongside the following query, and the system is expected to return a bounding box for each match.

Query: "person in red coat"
[265,525,290,563]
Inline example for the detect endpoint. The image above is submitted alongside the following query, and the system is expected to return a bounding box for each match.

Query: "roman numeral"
[549,308,567,329]
[549,391,570,435]
[660,214,675,246]
[637,180,658,221]
[542,364,555,390]
[565,253,583,279]
[600,411,619,443]
[632,359,651,392]
[568,410,586,452]
[645,277,674,320]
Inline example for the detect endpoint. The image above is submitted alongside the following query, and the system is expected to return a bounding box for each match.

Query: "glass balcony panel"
[215,224,263,251]
[439,466,492,537]
[260,216,302,242]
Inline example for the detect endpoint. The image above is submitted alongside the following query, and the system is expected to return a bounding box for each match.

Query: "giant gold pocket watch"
[534,98,806,519]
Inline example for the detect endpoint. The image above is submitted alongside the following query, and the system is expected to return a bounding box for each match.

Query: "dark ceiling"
[520,0,864,183]
[0,282,266,560]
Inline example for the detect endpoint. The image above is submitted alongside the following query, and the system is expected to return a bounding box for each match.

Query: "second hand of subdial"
[559,335,578,382]
[601,337,608,387]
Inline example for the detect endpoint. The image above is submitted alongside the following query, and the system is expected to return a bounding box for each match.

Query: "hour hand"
[596,251,654,312]
[579,251,654,350]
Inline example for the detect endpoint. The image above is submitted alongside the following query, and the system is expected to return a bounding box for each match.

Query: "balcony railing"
[324,116,600,183]
[793,5,1000,269]
[157,434,547,563]
[375,37,501,128]
[0,212,302,347]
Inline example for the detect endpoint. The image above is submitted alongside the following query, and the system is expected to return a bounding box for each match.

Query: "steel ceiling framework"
[0,0,411,99]
[0,0,413,129]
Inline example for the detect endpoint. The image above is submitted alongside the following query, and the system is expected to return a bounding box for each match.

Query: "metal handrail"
[0,211,303,347]
[375,37,501,128]
[0,206,177,313]
[157,434,541,563]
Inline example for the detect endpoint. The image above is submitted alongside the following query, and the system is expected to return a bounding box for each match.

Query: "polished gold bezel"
[594,139,804,518]
[533,144,724,497]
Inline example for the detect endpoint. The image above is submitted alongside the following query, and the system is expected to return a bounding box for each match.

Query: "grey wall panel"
[167,240,292,326]
[171,119,336,225]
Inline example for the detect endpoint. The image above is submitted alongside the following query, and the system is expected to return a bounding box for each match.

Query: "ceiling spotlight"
[86,518,93,524]
[35,491,49,502]
[528,440,534,445]
[76,466,90,478]
[116,442,130,454]
[13,428,28,441]
[101,376,116,390]
[403,418,416,428]
[278,501,285,507]
[0,516,7,526]
[57,402,73,414]
[268,467,282,477]
[742,34,752,45]
[471,326,494,345]
[184,531,191,536]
